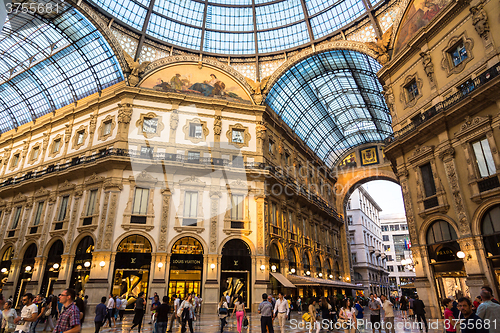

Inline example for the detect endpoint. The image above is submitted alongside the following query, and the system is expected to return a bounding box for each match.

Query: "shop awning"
[270,272,296,288]
[288,275,364,289]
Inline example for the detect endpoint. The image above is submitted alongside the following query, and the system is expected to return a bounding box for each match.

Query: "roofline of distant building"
[357,186,383,212]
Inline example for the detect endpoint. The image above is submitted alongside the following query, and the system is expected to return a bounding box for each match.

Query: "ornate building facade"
[0,62,353,310]
[383,0,500,318]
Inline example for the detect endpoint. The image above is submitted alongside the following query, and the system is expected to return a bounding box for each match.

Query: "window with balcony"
[131,188,149,224]
[58,196,69,221]
[33,202,44,226]
[189,123,203,138]
[420,162,438,208]
[231,195,244,229]
[11,207,22,229]
[83,190,98,225]
[472,137,496,178]
[183,191,198,226]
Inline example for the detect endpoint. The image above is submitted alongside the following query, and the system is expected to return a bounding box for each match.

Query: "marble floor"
[41,310,442,333]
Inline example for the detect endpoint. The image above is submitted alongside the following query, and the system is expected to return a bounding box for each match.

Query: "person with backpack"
[179,294,195,333]
[218,296,229,333]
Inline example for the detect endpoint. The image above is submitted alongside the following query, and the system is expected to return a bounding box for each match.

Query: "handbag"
[302,312,311,322]
[243,316,249,328]
[177,302,184,317]
[218,307,228,315]
[45,307,52,317]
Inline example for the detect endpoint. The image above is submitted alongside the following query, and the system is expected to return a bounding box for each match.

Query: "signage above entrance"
[170,254,203,270]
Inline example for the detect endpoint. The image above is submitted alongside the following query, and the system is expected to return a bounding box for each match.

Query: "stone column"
[116,103,133,149]
[150,253,168,298]
[203,254,219,314]
[458,237,490,298]
[85,251,113,305]
[53,254,75,295]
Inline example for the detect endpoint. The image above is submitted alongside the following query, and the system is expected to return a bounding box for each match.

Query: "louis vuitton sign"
[170,254,203,270]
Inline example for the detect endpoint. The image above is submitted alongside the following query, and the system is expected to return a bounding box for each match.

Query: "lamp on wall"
[306,270,311,276]
[290,268,296,274]
[1,268,7,273]
[318,273,323,278]
[456,251,471,261]
[329,274,333,279]
[157,262,163,271]
[53,263,60,270]
[99,261,106,269]
[271,265,277,272]
[84,261,91,268]
[210,263,216,271]
[25,266,32,272]
[260,265,266,272]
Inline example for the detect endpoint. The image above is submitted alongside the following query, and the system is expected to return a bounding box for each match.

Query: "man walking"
[155,296,170,333]
[94,297,107,333]
[412,295,427,332]
[104,294,115,328]
[14,293,38,333]
[53,289,81,333]
[368,293,381,333]
[167,295,181,332]
[258,293,274,333]
[381,295,394,333]
[273,292,289,333]
[476,290,500,333]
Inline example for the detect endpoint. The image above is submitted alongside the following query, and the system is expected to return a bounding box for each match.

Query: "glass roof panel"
[0,1,123,134]
[89,0,375,55]
[92,0,147,30]
[310,0,365,38]
[266,50,392,168]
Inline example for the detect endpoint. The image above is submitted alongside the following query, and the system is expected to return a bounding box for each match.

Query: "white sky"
[362,180,406,219]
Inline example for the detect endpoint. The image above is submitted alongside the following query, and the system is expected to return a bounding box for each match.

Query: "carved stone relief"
[158,189,172,252]
[209,191,221,253]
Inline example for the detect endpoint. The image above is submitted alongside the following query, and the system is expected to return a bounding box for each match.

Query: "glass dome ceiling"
[89,0,376,55]
[266,50,393,167]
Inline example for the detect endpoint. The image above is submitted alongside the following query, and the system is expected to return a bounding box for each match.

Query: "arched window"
[1,247,13,262]
[270,244,280,260]
[482,205,500,235]
[118,235,152,253]
[314,256,321,272]
[426,220,458,245]
[171,237,203,255]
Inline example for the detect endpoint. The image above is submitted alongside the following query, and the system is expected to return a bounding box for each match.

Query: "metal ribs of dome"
[0,0,124,133]
[265,50,393,168]
[87,0,381,56]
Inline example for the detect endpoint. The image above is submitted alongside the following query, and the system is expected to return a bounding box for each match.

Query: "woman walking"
[304,299,320,333]
[400,296,408,320]
[179,294,195,333]
[339,299,356,333]
[443,299,456,333]
[130,292,146,333]
[2,301,17,333]
[231,296,246,333]
[42,296,57,332]
[218,296,229,333]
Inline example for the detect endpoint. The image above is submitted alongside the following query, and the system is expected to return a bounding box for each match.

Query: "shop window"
[131,188,149,224]
[183,191,198,226]
[450,42,468,67]
[142,118,158,134]
[189,123,203,138]
[57,196,69,221]
[472,137,496,178]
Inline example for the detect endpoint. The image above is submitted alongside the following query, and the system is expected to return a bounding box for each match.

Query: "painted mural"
[140,64,252,103]
[393,0,451,54]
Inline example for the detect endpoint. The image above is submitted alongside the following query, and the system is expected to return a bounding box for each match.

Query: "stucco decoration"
[139,60,253,103]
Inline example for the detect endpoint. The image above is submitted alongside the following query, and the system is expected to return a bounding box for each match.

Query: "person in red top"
[442,298,456,333]
[473,296,481,311]
[53,289,81,333]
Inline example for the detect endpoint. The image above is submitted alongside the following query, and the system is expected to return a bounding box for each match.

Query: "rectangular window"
[472,138,496,178]
[132,188,149,215]
[58,196,69,221]
[381,225,389,232]
[390,224,395,231]
[33,202,44,226]
[398,265,405,272]
[388,265,394,272]
[103,121,112,135]
[420,163,437,197]
[394,225,400,231]
[352,253,357,263]
[77,131,85,145]
[384,245,390,251]
[406,80,419,101]
[231,195,244,221]
[189,123,203,138]
[232,129,244,143]
[271,203,277,226]
[269,140,274,153]
[53,139,61,153]
[11,207,22,229]
[285,153,290,165]
[142,118,158,133]
[451,42,468,67]
[32,147,39,160]
[183,192,198,226]
[382,235,389,241]
[347,215,353,225]
[86,190,98,216]
[12,154,19,167]
[187,151,200,162]
[387,255,393,261]
[400,224,408,230]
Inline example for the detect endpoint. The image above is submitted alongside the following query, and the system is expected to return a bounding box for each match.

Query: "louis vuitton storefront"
[168,237,204,300]
[112,235,152,308]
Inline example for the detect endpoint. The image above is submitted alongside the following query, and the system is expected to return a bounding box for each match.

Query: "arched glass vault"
[87,0,379,55]
[266,50,393,167]
[0,0,124,133]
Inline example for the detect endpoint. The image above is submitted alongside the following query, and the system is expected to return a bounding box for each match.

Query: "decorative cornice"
[408,145,434,164]
[454,116,491,139]
[85,173,106,185]
[58,180,76,193]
